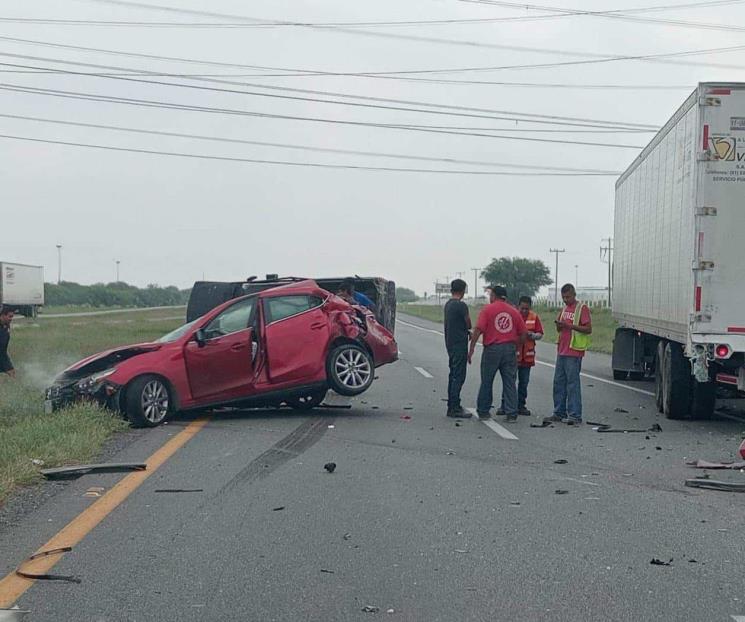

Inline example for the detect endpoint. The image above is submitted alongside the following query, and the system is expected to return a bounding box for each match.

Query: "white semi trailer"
[0,262,44,318]
[612,82,745,420]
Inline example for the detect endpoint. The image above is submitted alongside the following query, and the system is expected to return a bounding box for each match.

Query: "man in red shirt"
[468,285,527,422]
[547,283,592,425]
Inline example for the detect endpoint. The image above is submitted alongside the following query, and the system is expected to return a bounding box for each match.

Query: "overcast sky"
[3,0,745,296]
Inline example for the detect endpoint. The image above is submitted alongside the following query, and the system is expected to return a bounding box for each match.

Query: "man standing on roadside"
[444,279,471,418]
[547,283,592,425]
[469,285,527,422]
[0,306,16,378]
[499,296,544,416]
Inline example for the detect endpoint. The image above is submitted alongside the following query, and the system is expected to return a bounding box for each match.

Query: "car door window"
[265,295,323,324]
[204,298,255,338]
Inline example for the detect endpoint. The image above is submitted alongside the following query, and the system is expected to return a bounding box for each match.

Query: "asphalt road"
[2,312,745,621]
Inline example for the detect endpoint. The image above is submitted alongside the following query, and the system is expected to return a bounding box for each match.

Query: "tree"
[481,257,552,303]
[396,287,418,303]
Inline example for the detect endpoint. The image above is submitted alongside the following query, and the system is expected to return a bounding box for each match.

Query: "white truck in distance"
[0,262,44,318]
[612,82,745,420]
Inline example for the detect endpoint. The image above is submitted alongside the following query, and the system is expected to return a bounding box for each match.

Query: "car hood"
[54,342,162,384]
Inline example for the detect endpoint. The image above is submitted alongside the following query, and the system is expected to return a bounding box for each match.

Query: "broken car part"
[16,547,81,583]
[650,558,673,566]
[684,479,745,492]
[41,462,146,479]
[324,463,337,473]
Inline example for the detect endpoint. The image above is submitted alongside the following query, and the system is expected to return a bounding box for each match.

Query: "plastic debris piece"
[553,459,568,464]
[555,489,569,495]
[324,462,337,473]
[686,459,745,470]
[320,403,352,409]
[400,415,411,420]
[454,549,468,553]
[41,462,146,479]
[446,451,455,455]
[327,425,335,429]
[684,479,745,492]
[614,408,629,413]
[320,569,335,574]
[403,407,414,411]
[362,606,380,613]
[30,459,44,467]
[0,608,30,621]
[154,489,203,493]
[15,547,81,583]
[650,558,673,566]
[387,609,395,614]
[272,506,286,511]
[343,533,352,541]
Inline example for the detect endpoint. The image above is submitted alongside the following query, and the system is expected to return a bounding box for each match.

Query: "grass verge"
[0,309,184,505]
[398,303,618,354]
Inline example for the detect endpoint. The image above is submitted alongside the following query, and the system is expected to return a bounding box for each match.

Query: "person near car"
[468,285,527,422]
[0,305,16,378]
[547,283,592,426]
[498,296,544,416]
[443,279,471,418]
[338,278,376,312]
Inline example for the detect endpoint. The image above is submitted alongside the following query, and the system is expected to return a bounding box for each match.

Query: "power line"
[0,52,658,131]
[0,112,623,173]
[0,133,620,175]
[0,81,646,148]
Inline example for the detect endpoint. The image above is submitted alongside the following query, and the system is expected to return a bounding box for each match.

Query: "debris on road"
[320,403,352,410]
[650,558,673,566]
[684,479,745,492]
[15,547,81,583]
[30,459,44,467]
[531,420,554,428]
[272,506,286,511]
[41,462,147,479]
[83,486,105,498]
[613,408,629,413]
[320,569,335,574]
[327,425,335,429]
[588,422,663,434]
[154,488,203,493]
[403,407,414,411]
[400,415,411,420]
[446,450,455,455]
[343,533,352,541]
[553,459,568,464]
[0,608,30,621]
[686,459,745,470]
[324,462,337,473]
[362,606,380,613]
[386,609,395,614]
[555,489,569,495]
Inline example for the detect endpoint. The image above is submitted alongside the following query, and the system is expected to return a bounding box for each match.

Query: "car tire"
[124,375,173,428]
[286,389,327,411]
[662,342,690,420]
[326,343,374,397]
[612,370,627,381]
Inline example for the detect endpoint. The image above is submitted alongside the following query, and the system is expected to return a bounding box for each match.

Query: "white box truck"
[612,82,745,419]
[0,262,44,318]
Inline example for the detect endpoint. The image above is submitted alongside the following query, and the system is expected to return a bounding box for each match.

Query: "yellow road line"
[0,417,209,608]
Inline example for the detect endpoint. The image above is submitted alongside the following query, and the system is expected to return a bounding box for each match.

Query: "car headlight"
[77,368,117,392]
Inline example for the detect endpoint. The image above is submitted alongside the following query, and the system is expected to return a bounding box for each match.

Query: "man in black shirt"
[0,306,15,378]
[443,279,471,418]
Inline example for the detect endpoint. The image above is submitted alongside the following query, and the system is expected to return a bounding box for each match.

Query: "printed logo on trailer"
[710,136,737,161]
[494,312,513,334]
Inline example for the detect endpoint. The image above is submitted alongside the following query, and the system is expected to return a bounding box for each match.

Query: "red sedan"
[45,280,398,427]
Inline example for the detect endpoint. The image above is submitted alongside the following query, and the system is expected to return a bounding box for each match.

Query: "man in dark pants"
[468,286,527,422]
[443,279,471,418]
[0,306,16,378]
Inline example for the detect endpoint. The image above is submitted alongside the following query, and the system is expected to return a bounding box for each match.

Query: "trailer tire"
[654,341,665,413]
[691,378,716,420]
[662,342,690,420]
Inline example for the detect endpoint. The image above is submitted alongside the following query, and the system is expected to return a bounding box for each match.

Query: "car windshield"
[156,319,198,343]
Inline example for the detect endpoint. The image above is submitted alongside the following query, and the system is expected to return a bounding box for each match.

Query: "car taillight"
[715,344,732,359]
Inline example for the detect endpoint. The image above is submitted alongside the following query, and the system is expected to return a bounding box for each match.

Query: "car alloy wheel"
[335,348,372,389]
[141,379,169,424]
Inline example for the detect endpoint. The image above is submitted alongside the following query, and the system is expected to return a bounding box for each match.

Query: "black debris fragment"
[16,547,81,583]
[324,463,337,473]
[343,533,352,541]
[41,462,146,480]
[154,489,203,493]
[553,459,569,464]
[655,446,662,451]
[272,506,286,511]
[650,423,663,432]
[319,403,352,410]
[650,558,673,566]
[455,422,461,427]
[361,606,380,613]
[614,408,629,413]
[684,479,745,492]
[555,489,569,495]
[403,407,414,411]
[320,569,335,574]
[688,559,698,563]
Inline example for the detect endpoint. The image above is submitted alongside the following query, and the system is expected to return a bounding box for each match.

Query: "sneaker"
[447,407,472,419]
[505,414,518,423]
[543,415,566,424]
[476,410,491,420]
[518,407,531,416]
[496,408,506,416]
[565,418,583,426]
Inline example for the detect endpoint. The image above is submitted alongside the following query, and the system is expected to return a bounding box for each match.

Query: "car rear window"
[265,295,322,323]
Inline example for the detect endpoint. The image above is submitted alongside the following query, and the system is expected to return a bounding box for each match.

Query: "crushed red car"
[44,280,398,427]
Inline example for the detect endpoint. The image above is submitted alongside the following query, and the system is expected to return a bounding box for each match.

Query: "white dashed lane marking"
[415,367,434,379]
[467,408,519,441]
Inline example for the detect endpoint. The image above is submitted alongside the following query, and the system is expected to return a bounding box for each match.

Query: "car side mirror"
[194,328,207,348]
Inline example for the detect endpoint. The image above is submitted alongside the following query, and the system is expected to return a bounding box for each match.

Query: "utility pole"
[115,260,120,282]
[600,237,614,307]
[549,248,565,306]
[56,244,62,284]
[471,268,480,301]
